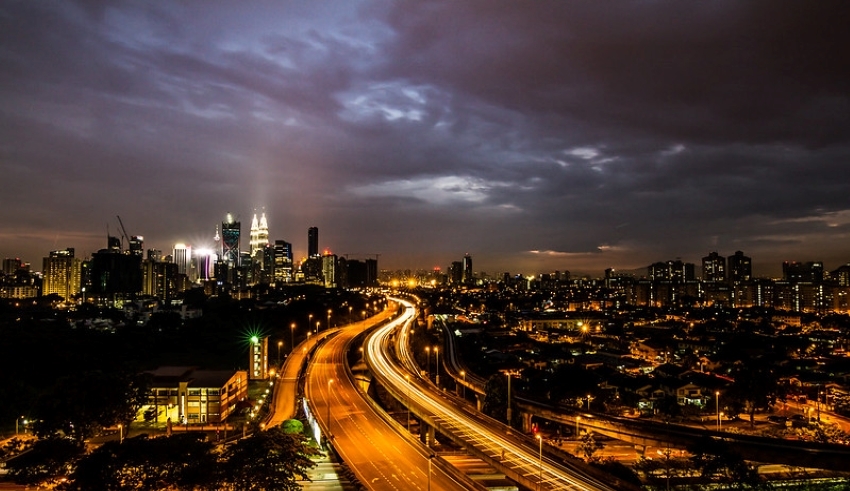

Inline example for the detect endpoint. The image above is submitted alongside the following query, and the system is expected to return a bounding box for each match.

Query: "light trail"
[365,298,621,491]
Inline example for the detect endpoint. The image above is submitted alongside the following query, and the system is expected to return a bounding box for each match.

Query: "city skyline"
[2,2,849,277]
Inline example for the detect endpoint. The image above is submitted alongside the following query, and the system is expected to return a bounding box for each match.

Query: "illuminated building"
[221,213,241,267]
[322,251,337,288]
[249,212,269,256]
[42,248,81,302]
[145,366,248,424]
[702,252,726,282]
[462,253,473,285]
[273,240,293,284]
[90,238,142,304]
[172,243,191,276]
[249,336,269,380]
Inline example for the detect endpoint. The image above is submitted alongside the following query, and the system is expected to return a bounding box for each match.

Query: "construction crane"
[116,215,130,251]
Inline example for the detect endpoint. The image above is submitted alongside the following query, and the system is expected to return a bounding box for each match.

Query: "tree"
[726,360,782,428]
[5,437,81,487]
[62,433,217,491]
[481,374,507,421]
[688,436,765,489]
[31,370,149,444]
[219,426,318,491]
[578,431,604,462]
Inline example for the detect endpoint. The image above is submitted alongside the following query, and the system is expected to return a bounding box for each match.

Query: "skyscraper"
[462,253,473,285]
[173,243,191,276]
[249,212,269,256]
[42,248,81,302]
[308,226,319,258]
[273,240,293,284]
[221,213,241,267]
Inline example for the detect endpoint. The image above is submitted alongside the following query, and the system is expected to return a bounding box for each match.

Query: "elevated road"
[366,299,637,491]
[305,303,481,491]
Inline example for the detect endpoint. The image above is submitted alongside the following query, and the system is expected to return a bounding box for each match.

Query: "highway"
[305,303,480,491]
[266,307,397,428]
[365,298,629,491]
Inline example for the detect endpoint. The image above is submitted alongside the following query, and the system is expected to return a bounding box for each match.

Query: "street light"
[15,416,25,435]
[434,347,440,387]
[536,434,543,491]
[425,347,431,379]
[586,394,593,411]
[309,313,313,333]
[460,370,466,398]
[316,321,321,334]
[277,340,283,366]
[327,309,332,331]
[719,411,724,431]
[290,323,296,353]
[118,424,124,444]
[506,371,513,425]
[348,306,352,324]
[576,415,581,437]
[715,391,720,432]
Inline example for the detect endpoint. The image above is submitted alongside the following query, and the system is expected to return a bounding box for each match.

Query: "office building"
[308,226,319,258]
[42,248,81,302]
[145,366,248,425]
[273,240,293,284]
[462,253,473,285]
[249,336,269,380]
[249,212,269,256]
[221,213,241,267]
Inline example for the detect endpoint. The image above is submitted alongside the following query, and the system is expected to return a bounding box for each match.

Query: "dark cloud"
[1,1,849,276]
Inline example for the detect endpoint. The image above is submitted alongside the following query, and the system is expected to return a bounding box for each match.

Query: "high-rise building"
[322,252,337,288]
[3,258,23,275]
[462,253,473,285]
[249,212,270,256]
[449,261,463,285]
[128,236,144,256]
[273,240,293,284]
[221,213,241,267]
[308,226,319,258]
[783,261,824,283]
[42,248,81,302]
[173,243,191,276]
[727,251,752,283]
[702,252,726,282]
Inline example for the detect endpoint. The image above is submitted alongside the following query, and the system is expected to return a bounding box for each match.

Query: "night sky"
[2,1,849,277]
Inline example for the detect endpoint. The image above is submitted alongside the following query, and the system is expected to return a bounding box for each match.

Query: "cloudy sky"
[2,1,849,277]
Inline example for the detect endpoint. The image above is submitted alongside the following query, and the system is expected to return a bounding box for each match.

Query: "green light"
[251,336,259,344]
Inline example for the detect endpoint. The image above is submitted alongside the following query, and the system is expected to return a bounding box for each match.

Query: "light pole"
[586,394,593,411]
[327,309,332,331]
[425,347,431,379]
[15,416,25,435]
[434,347,440,387]
[348,306,352,325]
[460,370,466,398]
[118,424,124,444]
[715,391,720,432]
[316,321,320,334]
[719,412,723,431]
[536,434,543,491]
[428,454,433,491]
[277,340,283,366]
[576,415,581,437]
[506,372,513,425]
[290,323,296,353]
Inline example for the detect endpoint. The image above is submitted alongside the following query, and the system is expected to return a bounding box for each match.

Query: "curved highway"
[365,299,629,491]
[305,303,479,491]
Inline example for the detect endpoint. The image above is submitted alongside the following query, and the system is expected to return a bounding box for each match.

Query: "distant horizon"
[2,2,849,280]
[4,220,846,280]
